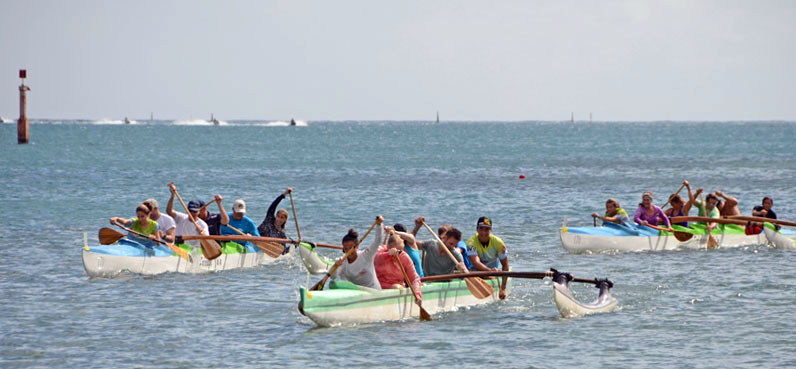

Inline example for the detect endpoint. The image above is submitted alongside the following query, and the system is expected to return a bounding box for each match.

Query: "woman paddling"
[373,229,423,303]
[257,187,293,253]
[109,203,160,244]
[664,180,695,228]
[633,191,672,230]
[330,216,384,290]
[592,198,630,227]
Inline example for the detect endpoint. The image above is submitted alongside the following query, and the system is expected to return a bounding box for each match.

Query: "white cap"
[232,199,246,214]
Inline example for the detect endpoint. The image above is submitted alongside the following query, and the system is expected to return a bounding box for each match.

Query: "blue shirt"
[456,240,473,271]
[221,213,260,245]
[404,243,424,278]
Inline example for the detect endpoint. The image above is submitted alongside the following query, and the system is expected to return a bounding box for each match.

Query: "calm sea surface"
[1,120,795,368]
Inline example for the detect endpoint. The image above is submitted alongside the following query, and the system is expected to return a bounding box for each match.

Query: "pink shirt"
[373,245,422,298]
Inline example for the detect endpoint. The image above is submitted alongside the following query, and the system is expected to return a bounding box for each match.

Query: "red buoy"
[519,175,525,179]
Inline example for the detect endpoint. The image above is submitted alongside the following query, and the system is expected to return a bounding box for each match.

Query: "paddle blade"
[166,243,192,262]
[464,277,495,299]
[673,231,694,242]
[200,239,223,260]
[419,305,432,321]
[255,241,284,258]
[707,235,719,248]
[99,228,125,245]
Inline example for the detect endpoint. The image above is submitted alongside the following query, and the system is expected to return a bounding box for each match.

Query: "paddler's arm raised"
[216,194,230,225]
[166,184,177,218]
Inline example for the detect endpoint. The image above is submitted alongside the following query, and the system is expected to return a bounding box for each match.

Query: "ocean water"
[1,120,795,368]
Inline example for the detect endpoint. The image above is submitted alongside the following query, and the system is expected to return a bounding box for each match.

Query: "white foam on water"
[173,119,230,126]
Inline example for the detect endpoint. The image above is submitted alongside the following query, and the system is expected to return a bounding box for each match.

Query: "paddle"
[111,221,191,261]
[288,191,301,241]
[699,192,719,248]
[309,218,380,291]
[99,227,126,245]
[223,223,284,258]
[421,222,493,299]
[726,215,796,228]
[661,182,687,210]
[168,183,223,260]
[394,254,431,321]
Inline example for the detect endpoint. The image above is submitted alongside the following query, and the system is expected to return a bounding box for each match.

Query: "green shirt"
[131,218,158,235]
[465,234,507,269]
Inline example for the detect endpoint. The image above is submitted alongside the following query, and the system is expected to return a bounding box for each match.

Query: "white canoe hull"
[82,247,289,278]
[297,243,334,275]
[553,281,618,318]
[764,228,796,250]
[300,278,509,327]
[560,230,769,254]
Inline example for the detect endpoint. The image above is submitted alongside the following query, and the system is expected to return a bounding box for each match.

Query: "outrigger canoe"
[82,237,292,278]
[560,216,796,254]
[298,270,616,326]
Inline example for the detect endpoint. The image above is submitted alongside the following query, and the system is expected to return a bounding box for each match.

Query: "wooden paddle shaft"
[180,233,343,249]
[727,215,796,228]
[288,192,301,241]
[669,216,746,226]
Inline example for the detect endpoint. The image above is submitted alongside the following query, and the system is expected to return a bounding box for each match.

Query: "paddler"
[633,191,672,231]
[412,216,473,271]
[752,197,777,220]
[330,215,384,290]
[197,193,229,235]
[592,198,630,227]
[416,227,467,276]
[465,217,509,299]
[220,199,260,253]
[144,198,176,243]
[693,188,721,232]
[714,190,741,216]
[373,228,423,302]
[109,203,159,244]
[664,180,695,228]
[165,184,209,252]
[392,223,423,278]
[257,187,293,254]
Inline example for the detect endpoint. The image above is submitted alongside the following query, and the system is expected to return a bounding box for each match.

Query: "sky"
[1,0,795,121]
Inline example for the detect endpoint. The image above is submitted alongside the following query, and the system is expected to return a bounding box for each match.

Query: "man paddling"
[752,197,777,220]
[165,186,209,251]
[144,198,176,243]
[412,216,473,271]
[417,227,467,276]
[693,188,721,232]
[220,199,261,253]
[198,194,229,236]
[466,217,509,299]
[714,190,741,216]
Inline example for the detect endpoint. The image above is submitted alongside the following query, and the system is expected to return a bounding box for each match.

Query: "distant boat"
[209,113,219,125]
[290,119,296,126]
[124,117,131,124]
[436,111,439,123]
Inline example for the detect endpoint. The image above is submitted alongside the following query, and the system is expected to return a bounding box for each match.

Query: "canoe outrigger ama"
[560,216,796,254]
[81,235,292,278]
[298,269,617,327]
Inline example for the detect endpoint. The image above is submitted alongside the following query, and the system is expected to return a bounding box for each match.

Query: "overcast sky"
[1,1,794,121]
